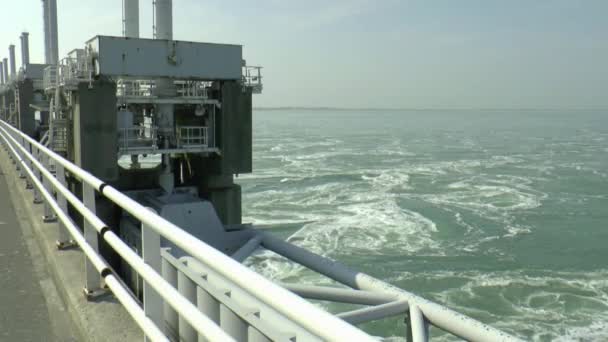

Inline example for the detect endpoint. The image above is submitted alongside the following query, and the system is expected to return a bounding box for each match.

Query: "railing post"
[197,286,220,342]
[32,146,43,204]
[405,305,429,342]
[248,328,271,342]
[177,267,197,342]
[142,208,163,341]
[82,183,102,297]
[220,303,248,341]
[42,153,57,222]
[18,136,25,178]
[25,141,33,189]
[161,251,179,341]
[55,164,73,249]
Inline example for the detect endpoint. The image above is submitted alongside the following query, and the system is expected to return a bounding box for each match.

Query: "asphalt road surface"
[0,166,77,341]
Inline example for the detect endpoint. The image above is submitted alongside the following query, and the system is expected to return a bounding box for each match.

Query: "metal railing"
[43,65,58,91]
[117,80,210,99]
[243,66,263,94]
[49,119,69,153]
[175,81,209,98]
[118,126,159,155]
[0,119,381,342]
[59,54,89,86]
[177,126,208,148]
[117,79,156,98]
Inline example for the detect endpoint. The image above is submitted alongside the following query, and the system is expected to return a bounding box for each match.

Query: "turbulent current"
[237,109,608,341]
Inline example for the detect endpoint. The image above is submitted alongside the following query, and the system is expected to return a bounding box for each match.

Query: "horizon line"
[253,106,607,112]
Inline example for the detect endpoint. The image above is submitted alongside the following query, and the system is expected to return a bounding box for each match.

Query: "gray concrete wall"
[71,80,118,182]
[17,79,36,137]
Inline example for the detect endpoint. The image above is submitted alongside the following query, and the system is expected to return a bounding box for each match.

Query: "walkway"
[0,164,77,341]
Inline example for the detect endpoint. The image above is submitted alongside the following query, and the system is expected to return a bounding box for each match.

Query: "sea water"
[237,109,608,341]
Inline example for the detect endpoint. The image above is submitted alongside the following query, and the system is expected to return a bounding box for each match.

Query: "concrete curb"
[0,148,142,342]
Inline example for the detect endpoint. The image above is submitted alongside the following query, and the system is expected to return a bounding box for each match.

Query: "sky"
[0,0,606,109]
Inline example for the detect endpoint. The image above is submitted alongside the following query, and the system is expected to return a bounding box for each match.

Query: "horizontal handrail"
[0,129,169,342]
[0,120,376,341]
[0,124,234,342]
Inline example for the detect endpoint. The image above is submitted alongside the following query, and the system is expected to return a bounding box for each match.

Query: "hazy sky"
[1,0,606,109]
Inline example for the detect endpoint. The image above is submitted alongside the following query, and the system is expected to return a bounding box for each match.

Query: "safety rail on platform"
[118,126,159,155]
[243,66,263,94]
[177,126,208,148]
[0,118,522,342]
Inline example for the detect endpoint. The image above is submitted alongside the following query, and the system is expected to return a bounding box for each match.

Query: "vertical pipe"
[123,0,140,38]
[154,0,173,40]
[9,45,16,79]
[42,0,51,64]
[21,32,30,68]
[48,0,59,64]
[19,36,25,69]
[2,59,7,83]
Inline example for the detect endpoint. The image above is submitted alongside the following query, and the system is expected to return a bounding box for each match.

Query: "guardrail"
[0,119,376,341]
[0,119,522,342]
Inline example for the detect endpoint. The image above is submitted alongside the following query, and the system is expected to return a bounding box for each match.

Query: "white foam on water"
[361,172,411,191]
[554,320,608,342]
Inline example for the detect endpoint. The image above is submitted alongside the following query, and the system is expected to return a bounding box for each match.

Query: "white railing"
[59,55,89,86]
[117,80,210,99]
[118,126,158,155]
[177,126,208,148]
[117,79,156,98]
[243,66,263,94]
[175,81,209,98]
[43,65,58,91]
[0,119,379,342]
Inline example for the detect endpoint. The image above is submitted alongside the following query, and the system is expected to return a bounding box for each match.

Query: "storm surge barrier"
[0,119,519,342]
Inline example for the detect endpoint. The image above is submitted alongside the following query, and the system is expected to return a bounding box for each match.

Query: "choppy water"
[237,109,608,341]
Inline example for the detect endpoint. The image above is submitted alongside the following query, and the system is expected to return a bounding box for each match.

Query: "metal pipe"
[231,235,263,262]
[260,232,522,342]
[20,32,30,68]
[123,0,140,38]
[0,129,168,342]
[42,0,51,64]
[154,0,173,40]
[337,300,410,325]
[0,122,234,342]
[409,305,429,342]
[0,121,376,342]
[48,0,59,64]
[282,283,397,306]
[9,45,16,79]
[3,59,8,85]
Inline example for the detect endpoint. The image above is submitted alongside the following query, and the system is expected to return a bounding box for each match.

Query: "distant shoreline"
[253,107,606,112]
